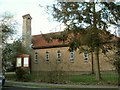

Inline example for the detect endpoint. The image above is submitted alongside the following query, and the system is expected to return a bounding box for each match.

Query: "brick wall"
[31,47,115,73]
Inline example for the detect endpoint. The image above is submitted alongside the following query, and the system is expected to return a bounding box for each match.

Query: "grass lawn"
[65,72,118,85]
[5,71,118,85]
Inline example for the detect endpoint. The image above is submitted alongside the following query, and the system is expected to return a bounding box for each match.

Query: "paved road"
[2,86,119,90]
[4,80,119,90]
[5,80,119,89]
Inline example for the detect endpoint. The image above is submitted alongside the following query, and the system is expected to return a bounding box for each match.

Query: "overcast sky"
[0,0,119,38]
[0,0,64,36]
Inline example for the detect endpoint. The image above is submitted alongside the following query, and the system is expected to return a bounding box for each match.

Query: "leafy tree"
[49,2,120,80]
[0,12,18,73]
[3,38,31,72]
[0,12,17,43]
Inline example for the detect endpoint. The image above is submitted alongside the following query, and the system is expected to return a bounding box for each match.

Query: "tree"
[3,38,31,72]
[0,12,18,72]
[0,12,17,43]
[49,2,120,80]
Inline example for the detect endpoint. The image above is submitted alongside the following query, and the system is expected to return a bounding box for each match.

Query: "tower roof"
[22,14,32,19]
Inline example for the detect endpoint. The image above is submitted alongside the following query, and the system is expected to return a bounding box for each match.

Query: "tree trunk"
[94,47,101,81]
[116,38,120,87]
[91,51,94,74]
[93,2,101,81]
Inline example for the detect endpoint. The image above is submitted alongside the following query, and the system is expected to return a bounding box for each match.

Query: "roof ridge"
[32,31,63,37]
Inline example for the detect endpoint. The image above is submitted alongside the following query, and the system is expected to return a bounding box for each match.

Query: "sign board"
[16,58,22,67]
[23,57,29,67]
[16,54,30,68]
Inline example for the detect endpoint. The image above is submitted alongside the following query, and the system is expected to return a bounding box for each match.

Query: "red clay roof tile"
[32,31,119,49]
[32,32,67,49]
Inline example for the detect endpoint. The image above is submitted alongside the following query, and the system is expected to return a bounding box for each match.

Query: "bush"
[15,67,31,81]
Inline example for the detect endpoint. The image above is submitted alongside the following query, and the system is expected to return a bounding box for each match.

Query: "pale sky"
[0,0,119,38]
[0,0,64,37]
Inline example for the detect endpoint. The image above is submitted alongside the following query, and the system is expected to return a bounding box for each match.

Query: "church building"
[22,14,115,74]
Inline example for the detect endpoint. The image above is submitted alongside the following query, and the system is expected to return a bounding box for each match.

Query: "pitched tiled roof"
[32,32,68,49]
[32,31,119,49]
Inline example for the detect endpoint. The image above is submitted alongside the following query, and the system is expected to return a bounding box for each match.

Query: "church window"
[84,50,88,62]
[70,51,74,62]
[57,50,61,62]
[45,51,49,62]
[35,52,38,63]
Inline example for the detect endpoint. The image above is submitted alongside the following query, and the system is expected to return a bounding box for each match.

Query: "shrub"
[15,67,31,81]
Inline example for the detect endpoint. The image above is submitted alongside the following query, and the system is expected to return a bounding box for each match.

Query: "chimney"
[22,14,32,49]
